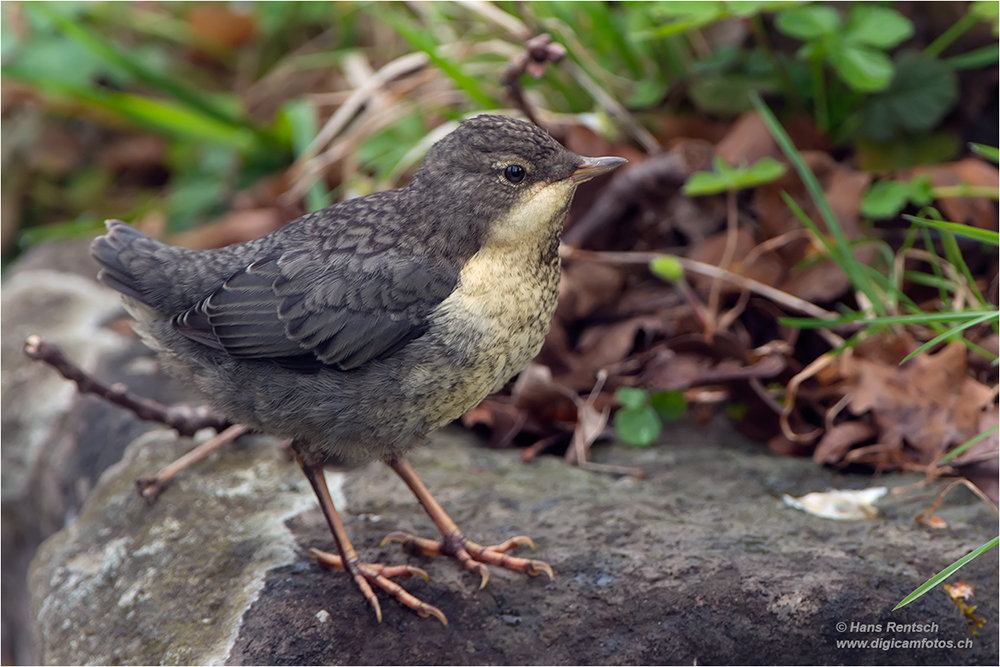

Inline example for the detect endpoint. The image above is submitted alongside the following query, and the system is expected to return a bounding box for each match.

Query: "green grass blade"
[945,44,1000,70]
[780,310,997,328]
[34,3,260,135]
[8,74,257,148]
[894,537,999,610]
[751,91,884,314]
[380,10,496,109]
[939,230,989,305]
[899,311,998,363]
[902,270,960,293]
[939,424,1000,465]
[969,143,999,163]
[903,215,1000,246]
[280,98,331,212]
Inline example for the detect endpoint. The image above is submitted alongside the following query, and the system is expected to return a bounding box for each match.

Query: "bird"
[90,114,626,625]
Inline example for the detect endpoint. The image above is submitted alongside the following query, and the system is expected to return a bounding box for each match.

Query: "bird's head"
[412,115,625,247]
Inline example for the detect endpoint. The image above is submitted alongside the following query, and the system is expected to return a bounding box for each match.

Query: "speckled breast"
[412,240,561,430]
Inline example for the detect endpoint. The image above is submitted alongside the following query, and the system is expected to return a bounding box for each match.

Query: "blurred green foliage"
[2,0,996,261]
[614,387,686,448]
[683,156,786,196]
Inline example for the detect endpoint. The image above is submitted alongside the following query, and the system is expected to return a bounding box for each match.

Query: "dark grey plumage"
[91,114,617,465]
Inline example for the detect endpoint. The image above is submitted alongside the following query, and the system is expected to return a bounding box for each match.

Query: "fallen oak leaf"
[813,420,878,465]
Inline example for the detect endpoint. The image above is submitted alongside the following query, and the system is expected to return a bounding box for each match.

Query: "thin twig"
[499,33,566,127]
[706,189,741,338]
[561,246,841,323]
[913,479,999,523]
[521,433,566,463]
[135,424,252,503]
[562,151,689,247]
[780,350,837,444]
[23,335,230,436]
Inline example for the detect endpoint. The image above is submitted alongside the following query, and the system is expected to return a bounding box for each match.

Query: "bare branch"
[23,334,230,436]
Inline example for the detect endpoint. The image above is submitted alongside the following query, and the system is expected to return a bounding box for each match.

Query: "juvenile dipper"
[91,114,625,624]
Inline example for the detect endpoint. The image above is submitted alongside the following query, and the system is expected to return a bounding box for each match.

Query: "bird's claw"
[380,531,554,586]
[309,548,447,625]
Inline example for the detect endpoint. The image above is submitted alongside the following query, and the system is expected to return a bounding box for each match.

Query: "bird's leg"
[294,446,447,625]
[382,455,553,588]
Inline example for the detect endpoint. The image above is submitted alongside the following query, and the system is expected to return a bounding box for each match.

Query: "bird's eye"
[503,164,526,184]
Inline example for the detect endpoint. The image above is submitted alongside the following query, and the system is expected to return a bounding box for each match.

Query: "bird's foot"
[381,531,554,589]
[309,548,448,625]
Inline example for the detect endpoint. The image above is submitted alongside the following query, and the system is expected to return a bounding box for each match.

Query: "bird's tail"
[90,220,168,307]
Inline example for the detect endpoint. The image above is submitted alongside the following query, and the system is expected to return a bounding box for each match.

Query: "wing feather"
[171,248,458,369]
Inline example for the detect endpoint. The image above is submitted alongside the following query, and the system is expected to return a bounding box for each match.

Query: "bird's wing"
[172,247,459,369]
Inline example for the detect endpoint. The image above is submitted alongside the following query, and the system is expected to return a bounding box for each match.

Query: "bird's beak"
[571,156,627,184]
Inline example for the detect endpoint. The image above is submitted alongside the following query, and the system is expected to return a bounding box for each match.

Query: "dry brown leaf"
[643,349,716,391]
[556,260,626,320]
[460,398,525,449]
[564,401,609,465]
[687,228,784,296]
[748,151,874,303]
[576,315,660,372]
[714,112,781,167]
[913,158,999,228]
[510,363,578,424]
[845,342,994,463]
[188,5,256,55]
[99,136,167,172]
[649,115,729,146]
[813,421,877,465]
[943,581,986,633]
[920,515,949,529]
[753,151,868,247]
[25,124,84,178]
[768,433,813,457]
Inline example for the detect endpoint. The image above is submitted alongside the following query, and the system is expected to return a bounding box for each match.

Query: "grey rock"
[2,239,194,665]
[30,430,314,665]
[30,423,999,665]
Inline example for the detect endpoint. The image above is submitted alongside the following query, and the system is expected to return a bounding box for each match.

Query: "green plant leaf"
[32,2,258,134]
[625,78,670,109]
[894,537,999,610]
[857,132,962,170]
[614,404,662,447]
[651,391,686,421]
[862,176,935,219]
[278,99,331,213]
[742,157,788,186]
[908,175,935,206]
[859,51,959,142]
[358,113,427,180]
[615,387,649,410]
[861,181,912,219]
[649,255,685,283]
[844,5,914,49]
[775,5,840,41]
[4,34,106,86]
[828,43,894,91]
[683,156,787,195]
[380,9,495,109]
